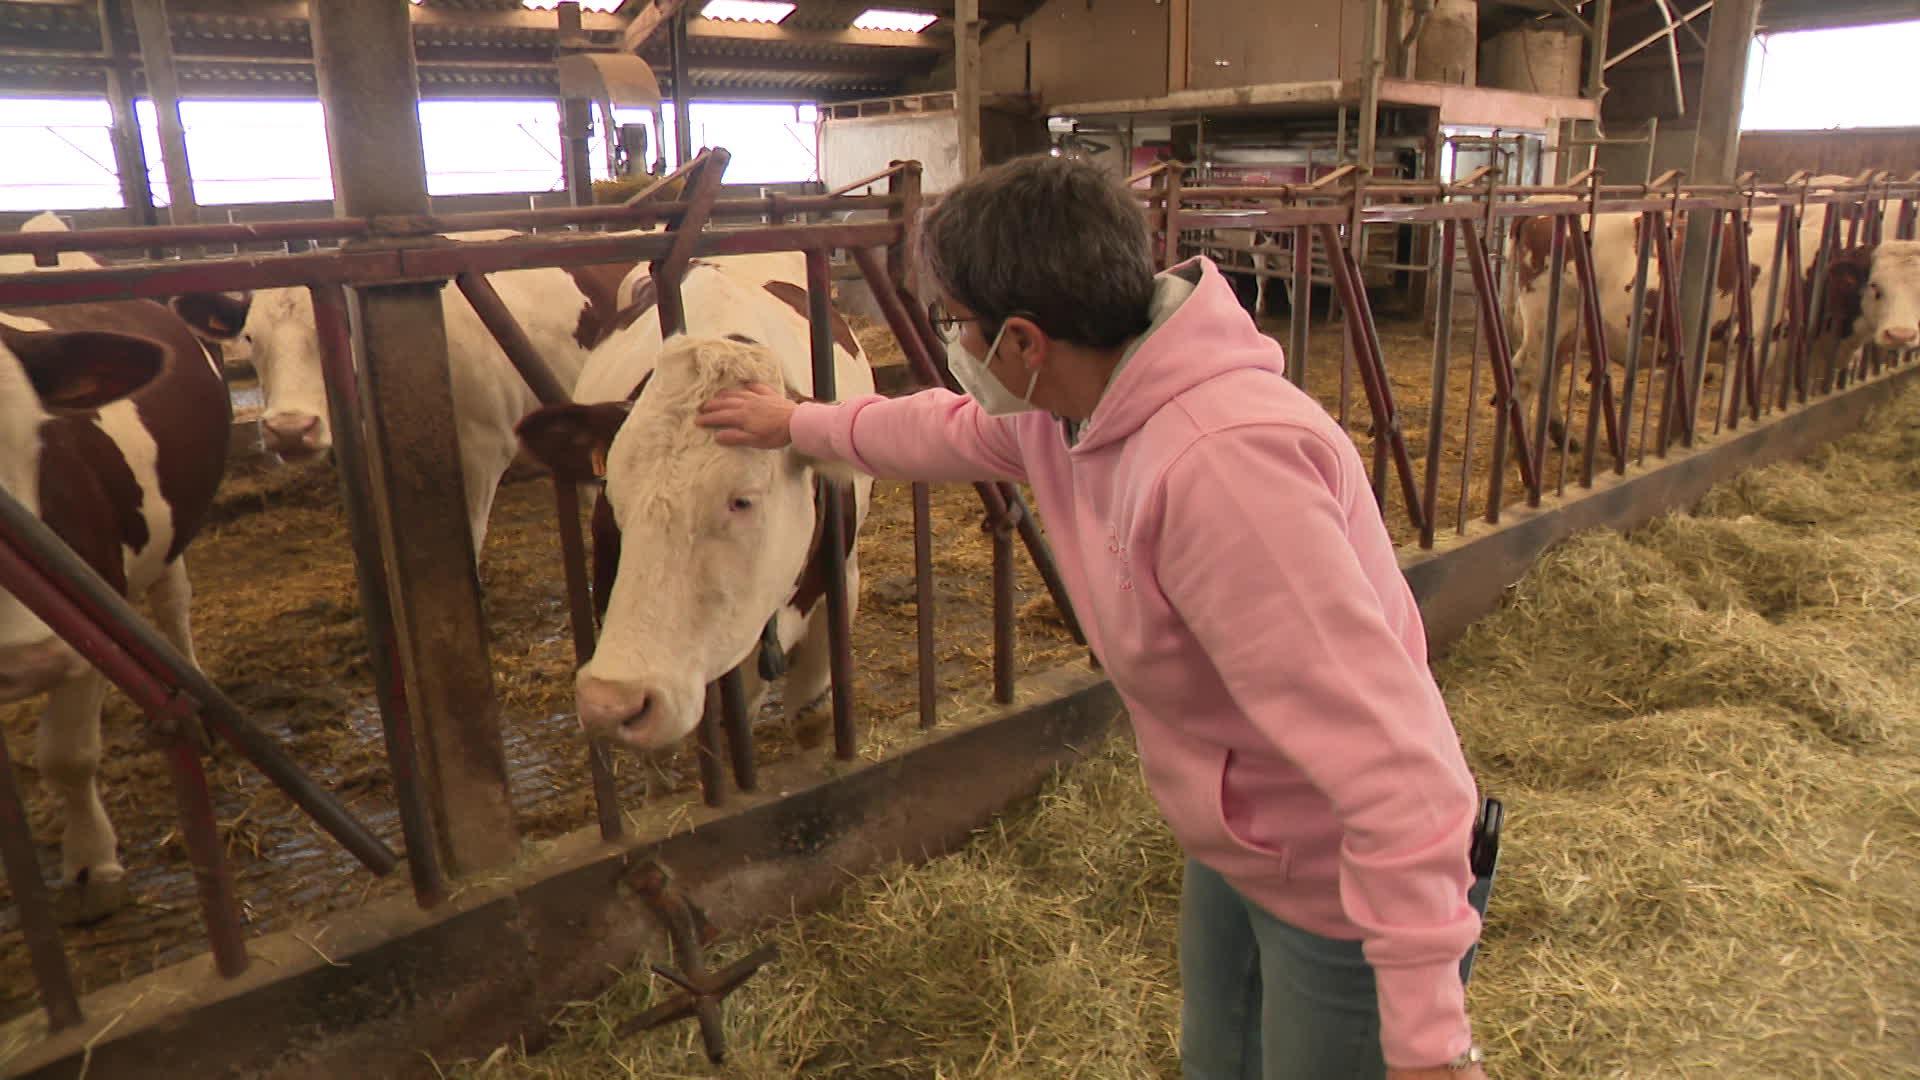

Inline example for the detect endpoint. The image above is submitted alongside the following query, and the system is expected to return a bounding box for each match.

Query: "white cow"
[168,231,648,553]
[516,260,874,750]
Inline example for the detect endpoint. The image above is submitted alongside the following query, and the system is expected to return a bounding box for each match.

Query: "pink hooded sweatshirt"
[791,257,1480,1068]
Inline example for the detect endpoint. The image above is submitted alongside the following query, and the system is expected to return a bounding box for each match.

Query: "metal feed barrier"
[0,151,1086,1043]
[1134,161,1920,549]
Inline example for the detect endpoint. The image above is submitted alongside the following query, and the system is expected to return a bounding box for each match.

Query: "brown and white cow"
[1505,200,1797,445]
[1,228,239,920]
[1810,240,1920,358]
[515,258,873,750]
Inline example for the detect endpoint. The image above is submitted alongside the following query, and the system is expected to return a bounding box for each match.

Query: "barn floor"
[0,454,1082,1026]
[449,383,1920,1078]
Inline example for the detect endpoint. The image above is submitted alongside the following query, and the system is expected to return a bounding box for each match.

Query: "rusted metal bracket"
[620,860,778,1064]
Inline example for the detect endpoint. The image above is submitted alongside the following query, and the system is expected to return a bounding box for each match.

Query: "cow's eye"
[1870,284,1883,300]
[729,496,754,513]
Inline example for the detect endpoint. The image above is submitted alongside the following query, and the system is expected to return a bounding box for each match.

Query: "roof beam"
[684,16,944,49]
[623,0,688,52]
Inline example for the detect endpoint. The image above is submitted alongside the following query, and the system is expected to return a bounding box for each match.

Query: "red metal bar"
[1459,225,1540,520]
[1530,216,1569,501]
[912,482,937,729]
[1648,211,1696,456]
[1419,221,1456,549]
[0,725,83,1031]
[0,534,249,977]
[1563,216,1625,481]
[454,272,574,406]
[1290,225,1312,391]
[991,509,1016,706]
[1752,203,1793,420]
[0,476,399,880]
[0,223,903,308]
[1313,223,1426,537]
[718,668,756,793]
[805,249,860,761]
[1615,214,1656,475]
[651,149,732,338]
[694,691,727,808]
[161,730,249,978]
[310,284,445,904]
[553,478,623,841]
[0,195,906,260]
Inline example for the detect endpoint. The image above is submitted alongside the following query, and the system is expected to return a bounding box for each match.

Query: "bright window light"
[519,1,628,10]
[1742,19,1920,130]
[700,0,796,22]
[850,9,939,32]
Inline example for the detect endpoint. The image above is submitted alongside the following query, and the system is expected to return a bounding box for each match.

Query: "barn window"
[1742,18,1920,130]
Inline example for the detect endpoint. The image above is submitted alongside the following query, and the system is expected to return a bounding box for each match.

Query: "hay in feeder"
[450,385,1920,1078]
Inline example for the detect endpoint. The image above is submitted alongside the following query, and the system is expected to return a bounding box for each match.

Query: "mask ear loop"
[993,310,1044,405]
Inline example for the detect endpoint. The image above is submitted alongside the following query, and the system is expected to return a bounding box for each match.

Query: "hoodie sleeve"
[1153,422,1481,1070]
[788,389,1028,483]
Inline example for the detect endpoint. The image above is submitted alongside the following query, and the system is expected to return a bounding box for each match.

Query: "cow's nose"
[1881,326,1918,347]
[577,676,655,745]
[262,412,324,458]
[0,637,84,703]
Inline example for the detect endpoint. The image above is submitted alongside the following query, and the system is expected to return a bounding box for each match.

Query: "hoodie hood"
[1072,256,1287,453]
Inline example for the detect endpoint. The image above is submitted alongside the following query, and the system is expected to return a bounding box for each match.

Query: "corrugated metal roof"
[0,0,997,100]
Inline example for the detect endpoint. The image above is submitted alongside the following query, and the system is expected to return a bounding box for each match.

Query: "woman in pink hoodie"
[699,156,1491,1079]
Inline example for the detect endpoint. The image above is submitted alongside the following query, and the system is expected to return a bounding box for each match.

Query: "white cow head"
[517,335,830,749]
[174,287,324,459]
[1858,240,1920,349]
[0,321,166,701]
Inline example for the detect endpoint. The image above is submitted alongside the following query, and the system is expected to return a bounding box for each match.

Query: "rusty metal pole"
[0,729,82,1031]
[128,0,198,226]
[310,284,447,905]
[806,248,860,759]
[311,0,518,877]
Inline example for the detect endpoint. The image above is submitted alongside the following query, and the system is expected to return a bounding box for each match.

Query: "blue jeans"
[1179,859,1386,1080]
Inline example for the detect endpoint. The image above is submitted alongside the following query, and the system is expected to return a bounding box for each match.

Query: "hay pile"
[458,387,1920,1079]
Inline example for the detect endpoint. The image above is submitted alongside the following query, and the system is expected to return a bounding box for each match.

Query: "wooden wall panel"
[1736,127,1920,181]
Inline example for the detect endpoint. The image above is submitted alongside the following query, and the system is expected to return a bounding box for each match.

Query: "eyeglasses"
[928,300,982,341]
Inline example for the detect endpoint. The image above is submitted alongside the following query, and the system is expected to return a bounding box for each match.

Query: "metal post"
[670,6,694,169]
[558,2,596,209]
[1420,220,1454,549]
[0,729,82,1031]
[956,0,982,177]
[98,0,157,227]
[128,0,197,225]
[806,249,860,760]
[1675,0,1761,398]
[311,284,447,904]
[311,0,518,877]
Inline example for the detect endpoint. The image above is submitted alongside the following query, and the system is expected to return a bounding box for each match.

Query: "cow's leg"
[460,434,516,559]
[37,672,131,923]
[146,558,211,750]
[147,557,198,669]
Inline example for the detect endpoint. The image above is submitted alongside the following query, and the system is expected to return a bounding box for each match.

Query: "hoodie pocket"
[1216,748,1292,874]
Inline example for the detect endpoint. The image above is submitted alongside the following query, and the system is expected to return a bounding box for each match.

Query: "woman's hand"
[697,382,798,449]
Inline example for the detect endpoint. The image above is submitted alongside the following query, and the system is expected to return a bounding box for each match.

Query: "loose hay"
[457,385,1920,1078]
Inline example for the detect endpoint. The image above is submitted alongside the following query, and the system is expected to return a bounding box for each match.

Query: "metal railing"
[0,150,1084,1036]
[1133,164,1920,549]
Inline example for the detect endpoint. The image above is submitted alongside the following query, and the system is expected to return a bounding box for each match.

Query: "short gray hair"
[920,155,1156,349]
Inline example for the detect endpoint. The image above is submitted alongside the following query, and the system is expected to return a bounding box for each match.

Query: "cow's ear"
[516,402,631,481]
[169,291,253,341]
[3,327,166,411]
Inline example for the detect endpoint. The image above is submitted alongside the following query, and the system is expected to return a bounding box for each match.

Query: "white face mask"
[948,320,1041,416]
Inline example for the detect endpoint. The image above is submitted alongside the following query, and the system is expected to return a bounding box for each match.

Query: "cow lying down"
[516,260,875,751]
